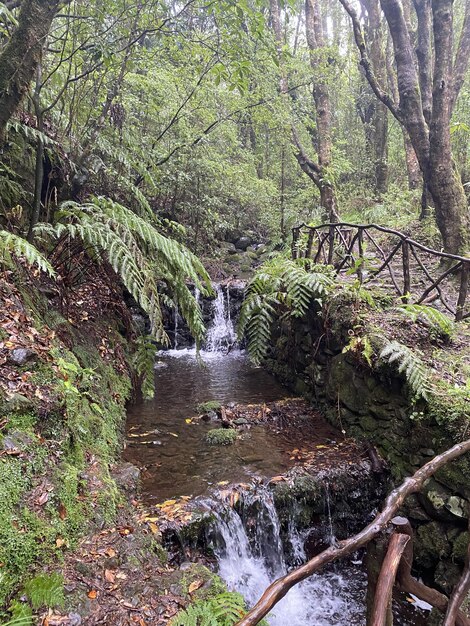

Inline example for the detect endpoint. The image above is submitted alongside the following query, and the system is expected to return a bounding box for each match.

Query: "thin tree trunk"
[0,0,59,144]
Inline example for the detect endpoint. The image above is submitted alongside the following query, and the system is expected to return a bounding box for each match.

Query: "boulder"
[235,236,252,251]
[112,462,141,493]
[8,348,37,366]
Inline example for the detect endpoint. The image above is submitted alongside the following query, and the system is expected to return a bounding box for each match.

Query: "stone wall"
[264,306,469,590]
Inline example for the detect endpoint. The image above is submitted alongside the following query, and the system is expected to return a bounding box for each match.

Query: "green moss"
[204,428,237,446]
[196,400,222,413]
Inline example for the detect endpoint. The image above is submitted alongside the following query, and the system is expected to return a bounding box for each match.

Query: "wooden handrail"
[291,223,469,322]
[292,222,470,264]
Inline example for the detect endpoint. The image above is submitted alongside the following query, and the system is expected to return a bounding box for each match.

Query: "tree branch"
[235,438,470,626]
[451,0,470,112]
[338,0,403,123]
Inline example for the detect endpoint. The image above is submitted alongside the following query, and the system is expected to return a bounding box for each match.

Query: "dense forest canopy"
[0,0,468,258]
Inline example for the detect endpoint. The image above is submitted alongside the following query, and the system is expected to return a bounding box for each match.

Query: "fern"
[0,229,55,277]
[379,340,431,400]
[170,592,246,626]
[238,257,334,364]
[397,304,455,340]
[5,120,57,148]
[0,618,33,626]
[23,573,64,610]
[132,336,157,399]
[35,197,211,344]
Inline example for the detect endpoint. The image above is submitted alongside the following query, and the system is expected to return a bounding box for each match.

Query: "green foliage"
[196,401,222,413]
[397,304,455,340]
[0,617,33,626]
[0,230,55,277]
[132,336,157,399]
[23,574,64,610]
[170,592,246,626]
[342,333,374,366]
[239,257,334,364]
[35,197,211,344]
[204,428,237,446]
[379,340,431,400]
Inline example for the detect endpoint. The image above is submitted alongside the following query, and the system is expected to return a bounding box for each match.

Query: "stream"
[124,285,430,626]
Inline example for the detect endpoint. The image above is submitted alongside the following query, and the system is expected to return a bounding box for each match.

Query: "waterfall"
[207,488,362,626]
[173,305,179,349]
[205,283,237,353]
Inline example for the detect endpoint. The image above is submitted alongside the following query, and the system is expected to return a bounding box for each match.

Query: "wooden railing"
[292,222,470,321]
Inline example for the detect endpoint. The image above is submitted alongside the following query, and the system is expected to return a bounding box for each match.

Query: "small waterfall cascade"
[207,488,360,626]
[205,283,237,353]
[173,305,180,349]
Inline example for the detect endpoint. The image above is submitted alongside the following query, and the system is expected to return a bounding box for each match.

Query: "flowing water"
[126,285,430,625]
[207,488,365,626]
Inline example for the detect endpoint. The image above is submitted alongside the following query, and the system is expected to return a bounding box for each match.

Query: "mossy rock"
[196,401,222,414]
[204,428,237,446]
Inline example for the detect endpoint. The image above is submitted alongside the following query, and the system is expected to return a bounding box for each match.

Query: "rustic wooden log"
[365,531,394,626]
[370,533,410,626]
[235,439,470,626]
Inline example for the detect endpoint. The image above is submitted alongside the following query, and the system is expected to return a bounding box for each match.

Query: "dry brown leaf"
[188,579,204,594]
[105,569,115,583]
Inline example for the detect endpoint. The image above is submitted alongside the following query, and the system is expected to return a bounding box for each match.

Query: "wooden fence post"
[357,227,364,283]
[402,240,411,302]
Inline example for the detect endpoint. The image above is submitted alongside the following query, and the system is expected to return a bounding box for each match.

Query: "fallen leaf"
[105,569,115,583]
[36,492,49,506]
[149,522,159,534]
[105,547,117,558]
[188,579,204,594]
[87,590,98,599]
[55,537,66,548]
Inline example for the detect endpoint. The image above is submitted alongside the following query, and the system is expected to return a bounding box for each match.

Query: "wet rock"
[420,478,467,522]
[434,560,461,594]
[415,521,451,569]
[4,393,33,411]
[8,348,36,366]
[234,418,248,425]
[112,462,141,493]
[235,236,252,251]
[132,313,148,334]
[2,430,35,451]
[220,242,237,254]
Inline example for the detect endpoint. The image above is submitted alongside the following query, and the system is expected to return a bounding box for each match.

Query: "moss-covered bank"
[0,271,133,620]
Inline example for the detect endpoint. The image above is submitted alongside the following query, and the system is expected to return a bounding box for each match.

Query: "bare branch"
[451,0,470,112]
[338,0,402,122]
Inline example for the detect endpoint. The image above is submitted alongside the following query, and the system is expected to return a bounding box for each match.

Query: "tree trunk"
[305,0,340,221]
[403,133,421,190]
[0,0,59,144]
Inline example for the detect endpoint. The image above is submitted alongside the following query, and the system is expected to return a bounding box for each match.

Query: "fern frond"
[6,120,57,147]
[0,230,55,277]
[132,336,156,399]
[239,257,334,364]
[1,618,33,626]
[397,304,455,339]
[35,196,210,344]
[169,592,246,626]
[379,340,431,400]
